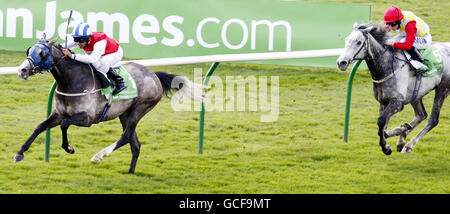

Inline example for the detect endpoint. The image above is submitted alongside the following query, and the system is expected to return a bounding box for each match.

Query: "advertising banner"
[0,0,371,67]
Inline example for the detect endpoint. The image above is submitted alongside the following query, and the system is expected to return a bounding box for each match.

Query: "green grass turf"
[0,0,448,193]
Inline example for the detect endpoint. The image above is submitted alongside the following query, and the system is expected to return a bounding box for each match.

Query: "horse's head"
[18,33,58,80]
[336,23,378,71]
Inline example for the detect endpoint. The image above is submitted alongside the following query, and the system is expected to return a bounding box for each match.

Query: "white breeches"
[389,33,432,50]
[92,46,123,74]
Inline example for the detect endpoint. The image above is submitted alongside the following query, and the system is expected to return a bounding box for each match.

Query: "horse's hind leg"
[91,130,140,173]
[124,105,156,173]
[402,90,448,153]
[91,106,149,173]
[129,132,141,174]
[14,112,62,162]
[91,113,131,163]
[377,100,404,155]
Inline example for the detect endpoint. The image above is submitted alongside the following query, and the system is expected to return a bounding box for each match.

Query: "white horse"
[337,23,450,155]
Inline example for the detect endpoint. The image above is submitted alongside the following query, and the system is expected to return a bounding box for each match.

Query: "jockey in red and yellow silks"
[62,22,127,95]
[383,6,431,72]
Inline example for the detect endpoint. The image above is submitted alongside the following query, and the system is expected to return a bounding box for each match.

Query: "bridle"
[26,41,66,76]
[26,43,51,75]
[350,32,375,61]
[25,42,101,96]
[350,39,367,61]
[348,29,405,84]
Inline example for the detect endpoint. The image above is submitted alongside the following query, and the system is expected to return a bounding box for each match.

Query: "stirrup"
[410,60,429,73]
[112,81,127,95]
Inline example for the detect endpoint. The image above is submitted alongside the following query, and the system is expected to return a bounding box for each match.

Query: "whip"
[64,10,73,48]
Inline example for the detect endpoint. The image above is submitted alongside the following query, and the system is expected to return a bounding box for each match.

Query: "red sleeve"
[393,21,417,50]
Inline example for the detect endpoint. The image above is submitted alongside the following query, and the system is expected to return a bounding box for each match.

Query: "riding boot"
[406,47,428,73]
[106,67,127,95]
[407,46,425,62]
[96,72,111,89]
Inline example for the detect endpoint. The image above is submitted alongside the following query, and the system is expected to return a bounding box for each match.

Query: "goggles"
[386,21,398,27]
[73,37,89,43]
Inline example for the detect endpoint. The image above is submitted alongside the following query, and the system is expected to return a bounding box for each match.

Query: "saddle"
[404,46,444,77]
[91,66,138,101]
[92,65,138,123]
[403,46,444,103]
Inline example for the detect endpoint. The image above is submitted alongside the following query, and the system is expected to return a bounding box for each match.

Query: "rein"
[51,46,102,97]
[355,31,407,84]
[355,29,423,102]
[54,64,101,96]
[371,63,407,84]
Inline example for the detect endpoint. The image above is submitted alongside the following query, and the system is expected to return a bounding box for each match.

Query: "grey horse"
[337,23,450,155]
[15,36,206,173]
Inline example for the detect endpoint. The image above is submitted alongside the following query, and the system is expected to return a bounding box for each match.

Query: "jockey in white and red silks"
[62,22,127,95]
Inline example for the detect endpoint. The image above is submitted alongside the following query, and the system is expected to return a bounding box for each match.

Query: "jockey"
[62,22,127,95]
[383,6,431,73]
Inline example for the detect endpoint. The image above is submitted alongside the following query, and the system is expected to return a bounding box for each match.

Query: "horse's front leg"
[377,100,404,155]
[384,99,428,151]
[60,112,92,154]
[14,112,62,162]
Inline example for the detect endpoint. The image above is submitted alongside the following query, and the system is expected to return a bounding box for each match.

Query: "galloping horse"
[337,23,450,155]
[15,35,206,173]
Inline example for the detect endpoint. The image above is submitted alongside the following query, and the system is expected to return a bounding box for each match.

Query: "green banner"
[0,0,370,67]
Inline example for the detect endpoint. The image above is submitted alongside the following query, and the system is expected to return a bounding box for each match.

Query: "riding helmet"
[72,22,92,43]
[384,6,404,23]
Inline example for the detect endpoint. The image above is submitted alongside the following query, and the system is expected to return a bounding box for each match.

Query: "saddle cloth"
[100,66,138,101]
[418,46,444,77]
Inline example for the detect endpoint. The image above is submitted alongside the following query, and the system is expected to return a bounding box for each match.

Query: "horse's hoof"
[397,143,406,152]
[91,153,103,163]
[13,154,24,163]
[383,145,392,155]
[65,146,75,154]
[401,146,412,154]
[402,123,412,130]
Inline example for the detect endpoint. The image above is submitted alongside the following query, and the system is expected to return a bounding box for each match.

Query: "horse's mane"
[355,23,396,79]
[356,23,392,45]
[52,44,91,68]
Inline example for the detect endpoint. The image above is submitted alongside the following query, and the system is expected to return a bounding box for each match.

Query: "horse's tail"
[155,71,208,102]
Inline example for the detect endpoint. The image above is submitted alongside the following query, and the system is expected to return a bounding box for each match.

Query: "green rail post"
[343,60,363,142]
[198,62,220,154]
[45,81,57,162]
